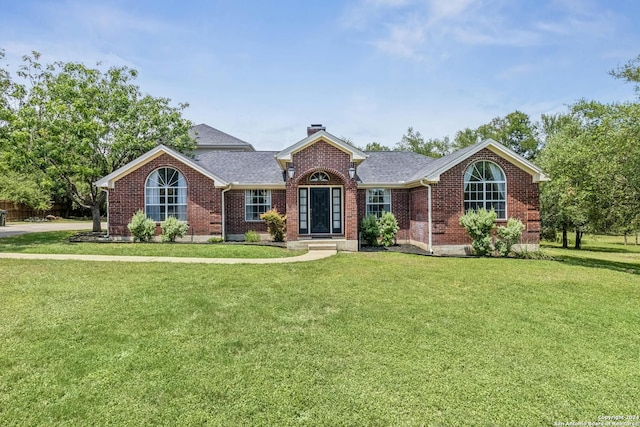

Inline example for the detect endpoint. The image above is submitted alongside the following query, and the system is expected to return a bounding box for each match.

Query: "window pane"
[245,189,272,221]
[464,162,506,217]
[146,167,187,224]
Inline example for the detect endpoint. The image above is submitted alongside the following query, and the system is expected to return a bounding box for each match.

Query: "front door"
[310,188,330,233]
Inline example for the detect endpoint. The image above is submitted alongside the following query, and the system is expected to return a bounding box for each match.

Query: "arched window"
[310,171,330,182]
[464,161,506,219]
[145,167,187,221]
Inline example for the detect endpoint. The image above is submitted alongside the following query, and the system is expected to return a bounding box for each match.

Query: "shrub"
[260,209,286,242]
[360,214,380,246]
[244,230,260,242]
[513,248,554,260]
[379,211,399,247]
[208,237,224,244]
[459,208,497,256]
[127,210,155,242]
[495,218,525,256]
[160,216,189,242]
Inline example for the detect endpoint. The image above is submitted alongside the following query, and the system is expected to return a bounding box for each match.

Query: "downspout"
[221,186,231,241]
[100,188,110,237]
[420,179,433,254]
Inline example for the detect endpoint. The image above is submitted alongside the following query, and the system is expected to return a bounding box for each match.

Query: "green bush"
[459,208,497,256]
[160,216,189,242]
[244,230,260,242]
[260,209,286,242]
[495,218,525,256]
[361,214,380,246]
[379,211,399,247]
[208,237,224,244]
[127,210,156,242]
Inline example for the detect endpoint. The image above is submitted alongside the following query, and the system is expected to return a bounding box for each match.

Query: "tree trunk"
[574,229,583,250]
[91,204,102,232]
[624,233,628,246]
[636,232,638,246]
[562,226,568,248]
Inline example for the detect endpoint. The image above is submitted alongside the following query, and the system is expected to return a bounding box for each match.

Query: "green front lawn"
[543,234,640,275]
[1,242,638,425]
[0,231,303,258]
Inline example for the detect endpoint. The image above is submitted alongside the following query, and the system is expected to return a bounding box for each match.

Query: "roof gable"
[275,130,368,169]
[190,124,255,151]
[409,139,549,184]
[94,144,229,189]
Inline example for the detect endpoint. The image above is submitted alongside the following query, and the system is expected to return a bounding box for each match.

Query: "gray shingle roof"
[190,124,255,151]
[356,151,434,183]
[408,142,481,182]
[190,139,547,186]
[195,151,284,184]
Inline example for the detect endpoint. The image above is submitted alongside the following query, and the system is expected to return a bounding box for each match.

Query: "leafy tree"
[452,112,541,159]
[1,52,194,231]
[395,127,450,158]
[538,98,640,248]
[0,170,51,210]
[477,111,541,160]
[453,127,481,149]
[364,141,392,151]
[610,54,640,94]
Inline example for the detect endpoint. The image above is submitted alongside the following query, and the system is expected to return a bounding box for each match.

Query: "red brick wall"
[108,154,221,237]
[357,189,411,241]
[286,141,358,240]
[429,149,540,246]
[225,189,286,235]
[409,186,429,243]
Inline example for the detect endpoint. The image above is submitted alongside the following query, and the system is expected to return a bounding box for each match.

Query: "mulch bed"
[359,244,432,255]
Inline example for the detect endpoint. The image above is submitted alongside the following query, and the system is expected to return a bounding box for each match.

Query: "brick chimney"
[307,124,326,137]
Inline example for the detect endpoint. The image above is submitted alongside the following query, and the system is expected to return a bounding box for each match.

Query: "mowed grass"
[1,243,639,426]
[0,231,303,258]
[543,234,640,275]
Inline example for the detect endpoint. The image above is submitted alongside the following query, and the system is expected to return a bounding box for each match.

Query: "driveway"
[0,221,105,238]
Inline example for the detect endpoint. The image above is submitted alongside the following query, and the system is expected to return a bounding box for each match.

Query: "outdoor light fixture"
[349,166,356,180]
[288,165,295,179]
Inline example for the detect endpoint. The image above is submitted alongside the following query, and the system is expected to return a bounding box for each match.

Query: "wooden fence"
[0,200,68,221]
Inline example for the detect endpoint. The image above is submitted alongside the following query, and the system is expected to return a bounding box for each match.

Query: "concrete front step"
[307,243,338,251]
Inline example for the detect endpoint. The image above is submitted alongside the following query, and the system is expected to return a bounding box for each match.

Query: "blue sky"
[1,0,639,150]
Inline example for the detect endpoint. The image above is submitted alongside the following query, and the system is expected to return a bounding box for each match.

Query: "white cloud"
[374,15,428,59]
[343,0,624,60]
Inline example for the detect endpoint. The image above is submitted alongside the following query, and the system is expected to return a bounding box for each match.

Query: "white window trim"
[298,185,343,234]
[144,167,187,222]
[463,161,507,220]
[245,189,272,222]
[365,188,392,217]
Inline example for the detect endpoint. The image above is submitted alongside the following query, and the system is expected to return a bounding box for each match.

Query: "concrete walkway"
[0,250,336,264]
[0,221,104,237]
[0,221,337,264]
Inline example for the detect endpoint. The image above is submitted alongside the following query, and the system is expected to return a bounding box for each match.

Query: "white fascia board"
[228,183,286,190]
[276,131,368,168]
[421,139,548,183]
[357,182,413,189]
[94,144,229,188]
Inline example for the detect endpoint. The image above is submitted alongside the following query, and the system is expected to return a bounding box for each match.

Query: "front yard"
[0,231,303,258]
[0,234,638,425]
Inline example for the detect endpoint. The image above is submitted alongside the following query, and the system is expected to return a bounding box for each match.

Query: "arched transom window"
[310,171,330,182]
[145,167,187,221]
[464,161,506,219]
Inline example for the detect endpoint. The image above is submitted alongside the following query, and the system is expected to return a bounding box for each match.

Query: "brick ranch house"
[95,124,548,254]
